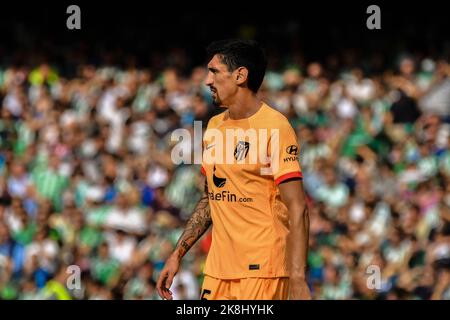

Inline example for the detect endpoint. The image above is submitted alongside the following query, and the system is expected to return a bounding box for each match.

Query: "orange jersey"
[201,102,302,279]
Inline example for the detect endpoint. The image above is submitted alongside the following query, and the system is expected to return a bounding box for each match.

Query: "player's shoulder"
[259,102,293,128]
[206,110,227,128]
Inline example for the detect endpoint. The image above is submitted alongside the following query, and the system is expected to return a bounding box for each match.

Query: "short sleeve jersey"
[201,103,302,279]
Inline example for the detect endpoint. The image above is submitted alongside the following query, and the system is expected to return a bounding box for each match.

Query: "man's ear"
[235,67,249,86]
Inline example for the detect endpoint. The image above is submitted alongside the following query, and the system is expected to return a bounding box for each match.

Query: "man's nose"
[204,74,213,87]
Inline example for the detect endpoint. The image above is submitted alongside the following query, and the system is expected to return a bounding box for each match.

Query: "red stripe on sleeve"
[201,166,206,176]
[275,171,303,185]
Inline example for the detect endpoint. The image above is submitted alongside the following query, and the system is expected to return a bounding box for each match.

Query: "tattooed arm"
[157,180,211,300]
[173,180,212,259]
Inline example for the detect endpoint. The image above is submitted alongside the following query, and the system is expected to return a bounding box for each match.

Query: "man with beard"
[157,39,311,300]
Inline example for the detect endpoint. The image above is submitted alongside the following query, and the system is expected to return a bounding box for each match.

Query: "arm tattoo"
[175,180,211,259]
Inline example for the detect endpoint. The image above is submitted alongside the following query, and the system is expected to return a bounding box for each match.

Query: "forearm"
[288,204,310,279]
[172,194,211,260]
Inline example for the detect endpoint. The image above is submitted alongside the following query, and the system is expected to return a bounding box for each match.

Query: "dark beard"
[212,96,222,106]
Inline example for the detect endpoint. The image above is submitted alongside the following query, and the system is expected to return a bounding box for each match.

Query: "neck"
[227,91,262,120]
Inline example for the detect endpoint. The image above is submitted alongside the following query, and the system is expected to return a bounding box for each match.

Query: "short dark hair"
[206,39,267,93]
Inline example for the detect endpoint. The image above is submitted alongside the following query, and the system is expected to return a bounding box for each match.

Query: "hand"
[289,277,312,300]
[156,254,181,300]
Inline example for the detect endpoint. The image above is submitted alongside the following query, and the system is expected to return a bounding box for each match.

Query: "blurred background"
[0,0,449,300]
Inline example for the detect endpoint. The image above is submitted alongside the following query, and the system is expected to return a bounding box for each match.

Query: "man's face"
[11,163,25,178]
[205,54,237,107]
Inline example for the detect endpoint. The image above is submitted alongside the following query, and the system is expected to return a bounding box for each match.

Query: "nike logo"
[213,165,226,188]
[205,144,215,150]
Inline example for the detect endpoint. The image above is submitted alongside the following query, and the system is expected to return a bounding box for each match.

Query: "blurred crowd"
[1,47,450,300]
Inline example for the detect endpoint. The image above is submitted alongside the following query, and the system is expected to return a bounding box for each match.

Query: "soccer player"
[157,39,311,300]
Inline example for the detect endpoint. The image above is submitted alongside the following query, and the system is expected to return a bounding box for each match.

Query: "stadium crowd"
[0,46,450,300]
